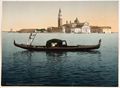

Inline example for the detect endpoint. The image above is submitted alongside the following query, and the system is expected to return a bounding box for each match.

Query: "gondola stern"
[97,39,101,49]
[99,39,101,45]
[99,39,102,47]
[14,40,16,45]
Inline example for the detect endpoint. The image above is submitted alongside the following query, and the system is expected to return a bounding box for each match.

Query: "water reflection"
[44,50,103,86]
[12,50,33,85]
[78,51,109,86]
[13,50,100,58]
[13,50,33,56]
[10,50,106,86]
[76,50,101,55]
[46,51,67,57]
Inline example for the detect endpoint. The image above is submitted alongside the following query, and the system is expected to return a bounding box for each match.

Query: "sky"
[2,1,118,32]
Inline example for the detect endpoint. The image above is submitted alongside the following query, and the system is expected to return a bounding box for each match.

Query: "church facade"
[62,18,91,33]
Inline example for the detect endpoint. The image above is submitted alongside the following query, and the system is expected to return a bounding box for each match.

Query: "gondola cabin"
[46,39,67,47]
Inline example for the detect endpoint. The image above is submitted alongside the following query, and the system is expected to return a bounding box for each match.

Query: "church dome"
[74,17,79,24]
[84,22,89,26]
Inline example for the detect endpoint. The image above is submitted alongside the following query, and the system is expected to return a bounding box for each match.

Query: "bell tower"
[58,8,62,28]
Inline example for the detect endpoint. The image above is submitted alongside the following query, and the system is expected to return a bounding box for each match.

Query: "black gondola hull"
[14,39,101,51]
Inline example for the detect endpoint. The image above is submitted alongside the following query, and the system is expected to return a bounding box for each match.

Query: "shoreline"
[1,31,118,34]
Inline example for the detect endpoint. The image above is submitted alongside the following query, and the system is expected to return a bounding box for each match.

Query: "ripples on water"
[2,33,118,86]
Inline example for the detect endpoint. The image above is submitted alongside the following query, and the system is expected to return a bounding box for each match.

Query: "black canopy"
[46,39,67,47]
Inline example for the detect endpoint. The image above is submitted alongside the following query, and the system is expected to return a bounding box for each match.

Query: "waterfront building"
[90,26,103,33]
[81,22,91,33]
[102,27,111,33]
[47,27,62,32]
[46,9,111,33]
[63,18,91,33]
[90,26,111,33]
[17,29,36,33]
[73,28,82,33]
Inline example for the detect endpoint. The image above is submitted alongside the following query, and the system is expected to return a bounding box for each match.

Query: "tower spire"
[58,8,62,28]
[59,8,61,13]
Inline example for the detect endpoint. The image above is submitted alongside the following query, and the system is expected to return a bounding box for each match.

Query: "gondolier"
[27,32,37,45]
[29,33,32,39]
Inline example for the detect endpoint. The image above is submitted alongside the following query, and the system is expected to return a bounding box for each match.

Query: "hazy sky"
[2,1,118,32]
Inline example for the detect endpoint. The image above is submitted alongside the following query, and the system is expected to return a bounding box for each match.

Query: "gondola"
[14,38,101,51]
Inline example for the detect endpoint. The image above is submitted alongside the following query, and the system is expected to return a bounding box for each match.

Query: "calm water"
[2,32,118,86]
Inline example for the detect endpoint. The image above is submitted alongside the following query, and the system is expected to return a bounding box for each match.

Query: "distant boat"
[14,38,101,51]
